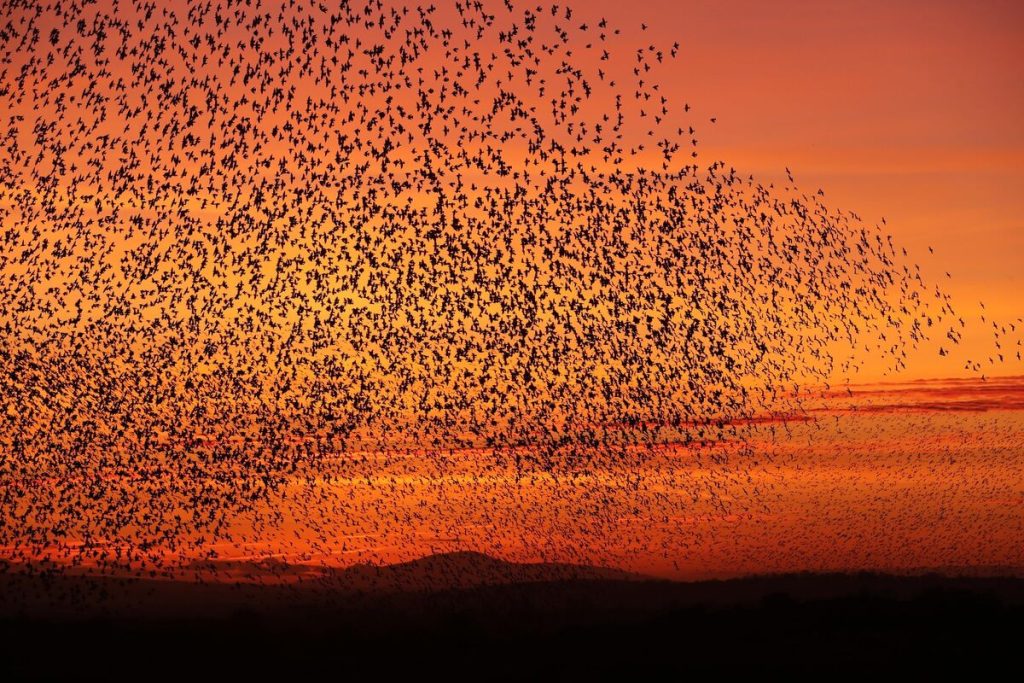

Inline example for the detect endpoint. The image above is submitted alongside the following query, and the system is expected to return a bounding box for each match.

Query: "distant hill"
[319,550,647,593]
[181,550,646,591]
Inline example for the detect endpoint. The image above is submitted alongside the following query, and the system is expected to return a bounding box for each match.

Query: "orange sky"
[619,0,1024,380]
[2,0,1022,581]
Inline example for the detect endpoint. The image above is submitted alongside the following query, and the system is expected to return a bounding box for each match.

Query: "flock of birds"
[0,0,1020,583]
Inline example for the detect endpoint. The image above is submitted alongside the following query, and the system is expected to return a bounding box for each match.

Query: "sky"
[1,0,1022,581]
[611,0,1024,380]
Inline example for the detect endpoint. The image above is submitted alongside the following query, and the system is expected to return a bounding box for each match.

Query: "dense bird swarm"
[0,0,1018,576]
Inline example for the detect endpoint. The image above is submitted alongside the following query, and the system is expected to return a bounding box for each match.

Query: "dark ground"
[2,554,1022,680]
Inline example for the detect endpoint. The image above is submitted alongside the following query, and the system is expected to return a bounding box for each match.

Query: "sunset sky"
[635,0,1024,380]
[1,0,1022,582]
